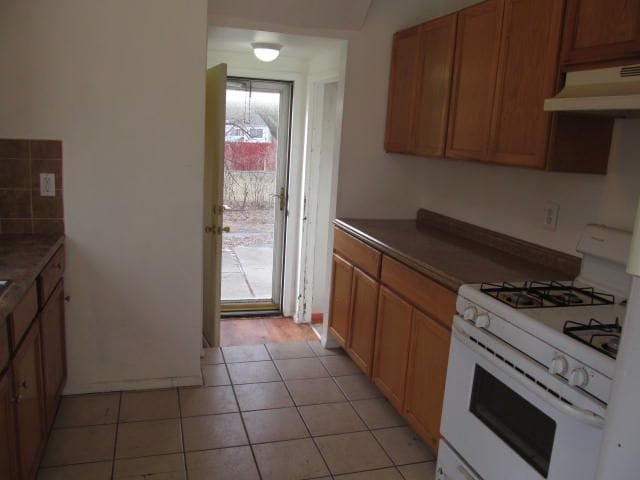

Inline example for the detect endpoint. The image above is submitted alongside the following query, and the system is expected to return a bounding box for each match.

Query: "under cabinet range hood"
[544,64,640,116]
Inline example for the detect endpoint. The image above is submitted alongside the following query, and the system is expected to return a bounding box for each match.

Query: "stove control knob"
[548,356,568,376]
[568,367,589,387]
[463,306,478,321]
[475,313,490,329]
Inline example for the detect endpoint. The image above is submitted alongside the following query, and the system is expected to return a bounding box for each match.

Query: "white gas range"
[437,225,632,480]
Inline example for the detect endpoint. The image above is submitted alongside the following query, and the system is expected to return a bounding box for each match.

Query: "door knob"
[221,226,230,233]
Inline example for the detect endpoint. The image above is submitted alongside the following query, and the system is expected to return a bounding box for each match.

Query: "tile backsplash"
[0,139,64,234]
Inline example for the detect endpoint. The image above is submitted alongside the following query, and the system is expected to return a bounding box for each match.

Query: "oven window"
[470,366,556,478]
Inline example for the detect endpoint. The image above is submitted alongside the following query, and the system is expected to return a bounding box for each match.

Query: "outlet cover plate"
[40,173,56,197]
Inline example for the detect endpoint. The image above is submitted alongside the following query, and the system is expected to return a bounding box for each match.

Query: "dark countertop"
[0,234,65,320]
[336,218,577,291]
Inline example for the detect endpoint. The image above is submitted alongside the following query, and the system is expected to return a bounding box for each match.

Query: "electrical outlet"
[543,202,559,231]
[40,173,56,197]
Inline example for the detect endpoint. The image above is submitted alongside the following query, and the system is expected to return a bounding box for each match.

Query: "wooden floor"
[220,316,319,346]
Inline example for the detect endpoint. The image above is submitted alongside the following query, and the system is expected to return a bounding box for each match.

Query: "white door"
[203,63,227,347]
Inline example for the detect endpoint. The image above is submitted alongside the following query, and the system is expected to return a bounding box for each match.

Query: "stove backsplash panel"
[0,139,64,235]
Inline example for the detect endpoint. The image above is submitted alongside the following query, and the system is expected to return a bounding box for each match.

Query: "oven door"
[440,316,605,480]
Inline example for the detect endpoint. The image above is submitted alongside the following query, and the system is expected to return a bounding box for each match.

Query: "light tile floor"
[38,341,437,479]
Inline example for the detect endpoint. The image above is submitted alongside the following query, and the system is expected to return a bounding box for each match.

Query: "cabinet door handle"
[13,394,23,404]
[20,380,28,390]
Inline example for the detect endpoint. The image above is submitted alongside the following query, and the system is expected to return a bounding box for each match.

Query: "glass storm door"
[221,78,292,314]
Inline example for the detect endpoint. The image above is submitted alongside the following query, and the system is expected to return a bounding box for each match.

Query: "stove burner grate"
[480,280,615,309]
[563,317,621,359]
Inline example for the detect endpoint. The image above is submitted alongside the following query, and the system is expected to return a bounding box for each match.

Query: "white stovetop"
[459,281,626,378]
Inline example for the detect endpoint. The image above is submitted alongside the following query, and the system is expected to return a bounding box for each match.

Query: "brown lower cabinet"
[371,287,413,410]
[329,227,455,451]
[328,254,354,346]
[40,280,67,429]
[0,370,19,480]
[404,309,451,450]
[13,323,46,480]
[346,269,379,375]
[0,245,66,480]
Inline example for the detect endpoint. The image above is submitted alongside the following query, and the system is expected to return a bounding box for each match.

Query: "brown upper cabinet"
[384,26,421,153]
[562,0,640,66]
[488,0,565,168]
[386,0,616,173]
[385,15,457,156]
[446,0,504,161]
[412,14,458,157]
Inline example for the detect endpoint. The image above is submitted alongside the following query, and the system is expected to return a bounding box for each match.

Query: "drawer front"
[0,321,9,373]
[381,255,456,329]
[39,247,65,305]
[10,284,38,351]
[334,228,381,279]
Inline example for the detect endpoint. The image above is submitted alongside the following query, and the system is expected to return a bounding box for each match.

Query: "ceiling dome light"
[252,42,282,62]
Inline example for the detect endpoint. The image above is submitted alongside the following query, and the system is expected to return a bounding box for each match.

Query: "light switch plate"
[40,173,56,197]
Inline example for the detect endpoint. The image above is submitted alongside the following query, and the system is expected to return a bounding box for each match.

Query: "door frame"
[214,68,307,318]
[296,74,345,336]
[221,77,293,315]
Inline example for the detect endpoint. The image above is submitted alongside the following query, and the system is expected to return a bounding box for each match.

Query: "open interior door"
[203,63,227,347]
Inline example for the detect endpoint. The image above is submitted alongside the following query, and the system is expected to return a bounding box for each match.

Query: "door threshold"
[221,302,282,318]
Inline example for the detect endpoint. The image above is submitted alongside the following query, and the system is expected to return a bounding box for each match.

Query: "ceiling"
[207,0,373,31]
[207,26,345,59]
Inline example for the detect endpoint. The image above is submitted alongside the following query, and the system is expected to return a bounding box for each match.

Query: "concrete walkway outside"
[222,246,273,301]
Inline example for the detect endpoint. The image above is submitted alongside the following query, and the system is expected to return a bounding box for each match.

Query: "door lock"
[272,187,286,212]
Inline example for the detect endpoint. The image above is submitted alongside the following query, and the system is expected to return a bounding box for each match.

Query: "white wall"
[336,0,640,255]
[0,0,208,393]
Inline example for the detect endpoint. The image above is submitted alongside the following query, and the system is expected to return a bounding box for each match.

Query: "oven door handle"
[452,323,606,429]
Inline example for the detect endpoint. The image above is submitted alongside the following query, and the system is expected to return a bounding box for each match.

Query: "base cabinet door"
[13,324,45,480]
[40,280,67,429]
[0,370,19,480]
[404,309,451,451]
[346,269,379,375]
[372,287,413,410]
[329,254,354,347]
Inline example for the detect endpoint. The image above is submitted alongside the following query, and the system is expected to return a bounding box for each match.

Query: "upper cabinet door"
[385,26,420,153]
[562,0,640,65]
[412,14,458,157]
[446,0,505,161]
[488,0,565,169]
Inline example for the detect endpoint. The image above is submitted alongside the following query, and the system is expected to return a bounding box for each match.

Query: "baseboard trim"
[63,374,203,395]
